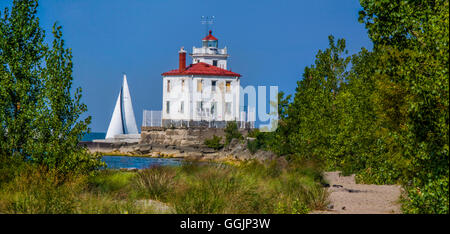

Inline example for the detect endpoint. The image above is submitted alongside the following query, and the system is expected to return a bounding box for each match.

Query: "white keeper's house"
[158,30,253,128]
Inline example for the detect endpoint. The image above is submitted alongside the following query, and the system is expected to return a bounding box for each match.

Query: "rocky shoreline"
[80,138,279,163]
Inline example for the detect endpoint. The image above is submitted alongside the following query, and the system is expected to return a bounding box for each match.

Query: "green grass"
[0,159,329,214]
[130,160,329,214]
[88,170,136,193]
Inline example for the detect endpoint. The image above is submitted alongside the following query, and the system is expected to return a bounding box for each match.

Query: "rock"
[346,189,362,193]
[185,152,203,160]
[327,204,334,210]
[138,144,152,154]
[226,138,240,151]
[201,147,217,154]
[230,142,246,155]
[342,206,346,210]
[135,199,174,214]
[120,167,138,172]
[150,152,159,157]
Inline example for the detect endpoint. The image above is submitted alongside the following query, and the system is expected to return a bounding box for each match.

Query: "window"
[212,60,218,66]
[166,101,170,114]
[211,80,216,92]
[225,102,231,114]
[197,80,202,92]
[180,101,184,113]
[226,81,231,93]
[208,41,217,47]
[197,101,204,115]
[167,80,171,92]
[211,102,217,115]
[181,80,185,91]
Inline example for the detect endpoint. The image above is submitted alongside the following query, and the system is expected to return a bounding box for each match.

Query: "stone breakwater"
[140,126,248,147]
[81,138,277,162]
[80,126,278,163]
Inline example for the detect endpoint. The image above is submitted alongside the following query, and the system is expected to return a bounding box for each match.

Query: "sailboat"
[105,74,139,139]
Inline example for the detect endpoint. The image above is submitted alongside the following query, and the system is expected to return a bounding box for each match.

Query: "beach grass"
[0,159,328,214]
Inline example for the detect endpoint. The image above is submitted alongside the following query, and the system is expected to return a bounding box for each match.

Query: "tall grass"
[0,165,155,214]
[0,159,329,214]
[0,165,83,213]
[131,159,329,214]
[133,166,176,202]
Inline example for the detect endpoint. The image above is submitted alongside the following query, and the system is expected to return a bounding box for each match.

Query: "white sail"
[105,74,138,139]
[121,74,138,134]
[105,90,124,138]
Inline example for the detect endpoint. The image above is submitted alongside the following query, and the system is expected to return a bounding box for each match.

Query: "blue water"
[82,132,106,141]
[101,155,182,169]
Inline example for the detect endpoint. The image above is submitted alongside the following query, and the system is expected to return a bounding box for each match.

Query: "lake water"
[101,155,183,169]
[82,132,106,141]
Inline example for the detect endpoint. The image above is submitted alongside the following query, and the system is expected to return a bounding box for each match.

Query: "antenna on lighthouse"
[201,16,215,36]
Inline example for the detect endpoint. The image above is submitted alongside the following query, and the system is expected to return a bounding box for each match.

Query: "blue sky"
[1,0,372,132]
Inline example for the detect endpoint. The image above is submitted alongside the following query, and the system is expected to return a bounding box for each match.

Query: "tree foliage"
[259,0,448,213]
[0,0,103,176]
[359,0,449,213]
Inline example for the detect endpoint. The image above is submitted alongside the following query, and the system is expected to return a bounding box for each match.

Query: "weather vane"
[201,16,215,36]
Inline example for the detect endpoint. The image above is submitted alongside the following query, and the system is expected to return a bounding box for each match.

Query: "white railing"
[192,47,227,55]
[247,107,256,129]
[142,110,162,127]
[143,109,255,128]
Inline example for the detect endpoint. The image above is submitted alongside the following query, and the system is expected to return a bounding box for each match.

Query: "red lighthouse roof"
[202,30,218,41]
[162,62,241,77]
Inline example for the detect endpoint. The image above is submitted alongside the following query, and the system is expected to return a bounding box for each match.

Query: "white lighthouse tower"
[160,30,242,128]
[191,30,229,69]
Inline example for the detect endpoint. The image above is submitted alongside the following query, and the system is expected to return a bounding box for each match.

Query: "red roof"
[162,62,241,77]
[202,30,218,41]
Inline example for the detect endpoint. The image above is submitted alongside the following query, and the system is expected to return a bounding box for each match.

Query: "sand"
[312,171,402,214]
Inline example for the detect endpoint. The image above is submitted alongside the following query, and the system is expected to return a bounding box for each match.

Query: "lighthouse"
[191,30,229,69]
[160,30,243,128]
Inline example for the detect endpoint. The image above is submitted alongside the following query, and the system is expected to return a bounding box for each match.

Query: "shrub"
[402,176,449,214]
[204,135,224,150]
[133,166,176,202]
[247,139,259,154]
[224,122,243,145]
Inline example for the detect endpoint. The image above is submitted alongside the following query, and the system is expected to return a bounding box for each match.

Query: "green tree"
[0,0,44,161]
[359,0,449,213]
[330,49,378,174]
[286,35,350,163]
[264,91,292,156]
[0,0,103,176]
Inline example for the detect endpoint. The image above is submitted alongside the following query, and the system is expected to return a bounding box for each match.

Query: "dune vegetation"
[0,159,328,214]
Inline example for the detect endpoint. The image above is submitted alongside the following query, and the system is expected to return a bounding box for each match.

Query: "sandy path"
[312,171,402,214]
